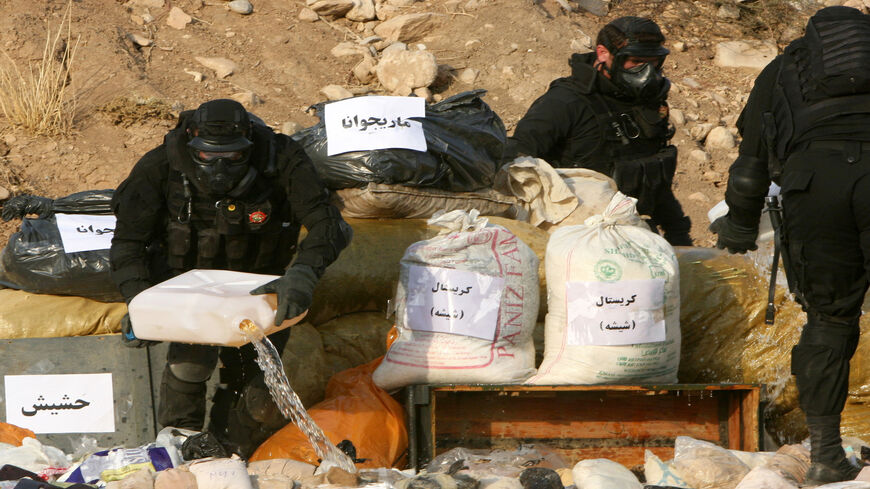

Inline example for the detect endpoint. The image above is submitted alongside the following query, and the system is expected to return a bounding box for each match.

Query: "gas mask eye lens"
[197,150,245,163]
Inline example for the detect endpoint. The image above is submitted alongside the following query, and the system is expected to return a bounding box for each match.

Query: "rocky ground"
[0,0,837,247]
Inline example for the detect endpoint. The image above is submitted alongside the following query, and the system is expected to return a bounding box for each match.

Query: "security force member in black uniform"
[506,17,692,246]
[711,6,870,484]
[110,99,352,456]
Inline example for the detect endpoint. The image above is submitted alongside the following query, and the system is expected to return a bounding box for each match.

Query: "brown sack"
[0,289,125,338]
[333,182,519,219]
[318,312,394,380]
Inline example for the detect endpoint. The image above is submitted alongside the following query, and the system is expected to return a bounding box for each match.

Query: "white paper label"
[4,373,116,433]
[405,265,505,341]
[55,213,116,253]
[566,279,666,346]
[324,96,426,156]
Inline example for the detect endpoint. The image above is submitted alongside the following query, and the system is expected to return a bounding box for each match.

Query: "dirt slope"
[0,0,815,246]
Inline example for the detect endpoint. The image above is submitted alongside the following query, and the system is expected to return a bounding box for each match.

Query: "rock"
[717,2,740,19]
[166,6,192,29]
[131,14,145,25]
[183,69,203,82]
[691,123,713,141]
[689,149,710,164]
[359,35,382,45]
[672,41,686,52]
[386,0,416,5]
[689,192,710,203]
[325,467,359,486]
[309,0,354,18]
[575,0,609,16]
[127,33,152,47]
[228,0,254,14]
[280,121,302,135]
[347,0,376,21]
[458,68,478,84]
[705,126,736,150]
[570,38,590,51]
[376,48,438,93]
[353,55,378,83]
[128,0,164,7]
[703,170,724,183]
[142,12,154,23]
[714,40,777,70]
[230,91,261,107]
[844,0,867,10]
[710,92,728,106]
[320,84,354,101]
[376,3,399,21]
[682,77,701,89]
[373,13,443,43]
[413,86,432,102]
[299,7,319,21]
[195,56,238,78]
[0,186,9,201]
[331,42,367,57]
[669,108,685,126]
[382,42,408,55]
[0,141,9,156]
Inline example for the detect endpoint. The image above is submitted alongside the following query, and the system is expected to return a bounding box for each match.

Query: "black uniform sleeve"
[507,84,593,164]
[110,147,169,303]
[278,136,350,277]
[651,186,693,246]
[725,58,781,227]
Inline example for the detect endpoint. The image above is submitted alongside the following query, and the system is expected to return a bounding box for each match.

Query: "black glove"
[0,195,54,221]
[710,215,759,254]
[120,313,159,348]
[250,264,318,326]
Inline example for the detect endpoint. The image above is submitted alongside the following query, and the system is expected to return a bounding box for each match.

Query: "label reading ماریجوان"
[324,96,426,156]
[404,264,505,341]
[566,278,666,346]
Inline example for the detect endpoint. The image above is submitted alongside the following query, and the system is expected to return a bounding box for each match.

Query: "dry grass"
[0,1,79,136]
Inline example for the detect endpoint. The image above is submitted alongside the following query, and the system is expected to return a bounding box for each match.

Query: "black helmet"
[600,17,670,101]
[186,99,255,196]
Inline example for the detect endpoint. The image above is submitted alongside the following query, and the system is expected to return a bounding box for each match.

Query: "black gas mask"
[604,17,670,102]
[186,99,256,196]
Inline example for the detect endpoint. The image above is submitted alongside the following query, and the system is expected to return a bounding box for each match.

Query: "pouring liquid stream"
[239,319,356,472]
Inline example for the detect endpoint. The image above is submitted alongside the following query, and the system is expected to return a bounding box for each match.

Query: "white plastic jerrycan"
[127,269,307,347]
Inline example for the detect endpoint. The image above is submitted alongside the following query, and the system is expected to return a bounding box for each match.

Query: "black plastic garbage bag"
[293,90,506,192]
[0,189,123,302]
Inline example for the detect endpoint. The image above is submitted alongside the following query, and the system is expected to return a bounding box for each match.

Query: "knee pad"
[169,362,215,384]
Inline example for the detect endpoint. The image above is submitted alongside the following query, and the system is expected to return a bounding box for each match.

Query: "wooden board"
[406,384,763,469]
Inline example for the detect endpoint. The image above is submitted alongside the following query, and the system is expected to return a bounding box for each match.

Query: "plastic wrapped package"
[644,450,690,488]
[332,182,519,220]
[250,358,407,469]
[59,444,174,485]
[676,246,807,444]
[571,459,642,489]
[0,289,125,338]
[426,446,569,479]
[0,190,121,302]
[372,210,539,390]
[734,466,797,489]
[188,457,253,489]
[0,423,35,447]
[671,436,750,489]
[0,438,69,476]
[293,90,505,192]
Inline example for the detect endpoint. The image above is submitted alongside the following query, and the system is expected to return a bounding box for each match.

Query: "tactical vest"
[584,93,677,216]
[766,14,870,180]
[164,125,300,275]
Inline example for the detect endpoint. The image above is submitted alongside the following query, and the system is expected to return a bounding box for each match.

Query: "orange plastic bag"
[250,357,407,468]
[0,422,36,446]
